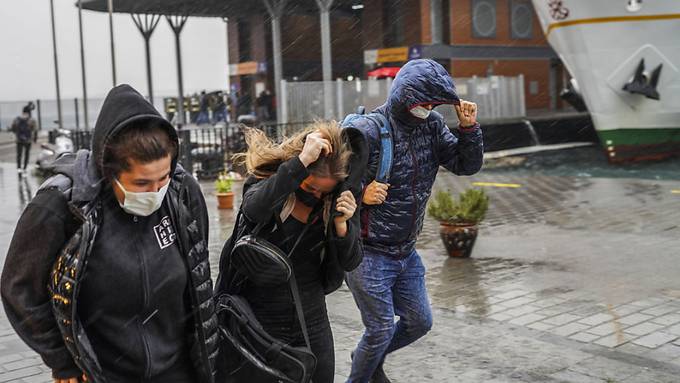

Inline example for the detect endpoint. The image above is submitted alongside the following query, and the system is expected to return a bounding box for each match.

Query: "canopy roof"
[79,0,360,18]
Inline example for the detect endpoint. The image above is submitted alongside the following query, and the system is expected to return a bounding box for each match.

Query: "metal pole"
[263,0,287,124]
[144,36,154,103]
[49,0,63,130]
[430,0,443,44]
[74,98,80,131]
[223,18,231,92]
[37,100,42,130]
[108,0,117,86]
[316,0,334,119]
[167,16,188,126]
[77,0,89,129]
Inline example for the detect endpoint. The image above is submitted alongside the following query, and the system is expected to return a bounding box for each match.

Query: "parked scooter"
[36,128,74,177]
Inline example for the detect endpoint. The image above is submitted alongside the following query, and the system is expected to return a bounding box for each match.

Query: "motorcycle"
[36,128,74,177]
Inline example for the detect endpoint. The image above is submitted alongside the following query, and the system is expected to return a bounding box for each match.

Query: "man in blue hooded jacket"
[344,59,483,383]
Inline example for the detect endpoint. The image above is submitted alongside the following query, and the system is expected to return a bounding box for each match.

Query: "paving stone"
[570,356,647,381]
[498,296,536,308]
[618,313,654,326]
[527,322,554,331]
[0,366,43,382]
[542,313,580,326]
[667,323,680,336]
[502,305,541,318]
[586,322,620,337]
[550,322,591,337]
[578,313,613,326]
[593,333,635,348]
[569,332,601,343]
[652,313,680,326]
[2,358,40,372]
[642,304,679,317]
[549,369,604,383]
[610,304,643,317]
[495,290,529,301]
[508,313,545,326]
[624,322,666,336]
[488,313,513,322]
[631,332,678,349]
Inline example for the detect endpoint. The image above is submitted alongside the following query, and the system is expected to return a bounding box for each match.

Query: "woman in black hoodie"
[216,121,366,383]
[1,85,218,383]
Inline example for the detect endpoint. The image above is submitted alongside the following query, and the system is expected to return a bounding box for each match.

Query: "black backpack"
[14,117,33,143]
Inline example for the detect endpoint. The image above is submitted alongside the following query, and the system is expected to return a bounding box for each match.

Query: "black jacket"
[216,127,368,296]
[1,85,218,382]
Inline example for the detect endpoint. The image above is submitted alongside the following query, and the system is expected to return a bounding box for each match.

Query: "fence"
[0,97,170,132]
[280,75,526,124]
[68,121,310,180]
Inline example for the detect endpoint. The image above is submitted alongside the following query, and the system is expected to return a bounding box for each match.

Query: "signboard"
[229,61,266,76]
[364,49,378,64]
[408,45,423,60]
[376,47,409,63]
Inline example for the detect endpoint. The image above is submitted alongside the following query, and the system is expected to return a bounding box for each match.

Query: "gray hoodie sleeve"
[1,190,82,379]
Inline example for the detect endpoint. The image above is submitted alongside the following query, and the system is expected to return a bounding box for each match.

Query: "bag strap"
[284,205,323,351]
[365,113,393,184]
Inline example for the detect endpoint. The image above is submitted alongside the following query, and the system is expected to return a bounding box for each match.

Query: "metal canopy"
[79,0,358,17]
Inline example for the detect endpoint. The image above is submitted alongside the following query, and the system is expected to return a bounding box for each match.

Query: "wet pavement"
[1,159,680,382]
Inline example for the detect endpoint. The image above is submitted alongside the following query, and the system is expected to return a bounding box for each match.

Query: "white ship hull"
[531,0,680,162]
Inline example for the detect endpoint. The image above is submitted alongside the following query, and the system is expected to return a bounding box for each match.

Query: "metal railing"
[280,75,526,124]
[68,121,312,180]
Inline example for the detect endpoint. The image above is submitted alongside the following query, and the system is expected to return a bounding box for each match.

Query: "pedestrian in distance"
[342,59,484,383]
[1,85,218,383]
[10,103,37,175]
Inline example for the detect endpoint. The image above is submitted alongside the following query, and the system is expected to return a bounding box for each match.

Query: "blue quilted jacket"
[348,59,484,257]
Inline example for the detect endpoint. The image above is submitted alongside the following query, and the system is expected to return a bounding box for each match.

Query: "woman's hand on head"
[334,190,357,223]
[333,191,356,237]
[299,131,332,167]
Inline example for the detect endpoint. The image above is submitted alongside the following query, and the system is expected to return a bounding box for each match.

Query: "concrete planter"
[439,222,479,258]
[217,192,234,209]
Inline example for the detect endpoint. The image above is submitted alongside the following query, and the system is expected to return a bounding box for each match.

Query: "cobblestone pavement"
[1,163,679,382]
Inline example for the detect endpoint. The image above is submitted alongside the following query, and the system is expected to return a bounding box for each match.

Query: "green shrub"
[215,173,233,194]
[427,189,489,224]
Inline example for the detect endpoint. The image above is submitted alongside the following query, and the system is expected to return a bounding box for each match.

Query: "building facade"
[228,0,565,117]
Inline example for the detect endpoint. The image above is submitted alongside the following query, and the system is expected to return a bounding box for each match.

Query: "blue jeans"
[345,249,433,383]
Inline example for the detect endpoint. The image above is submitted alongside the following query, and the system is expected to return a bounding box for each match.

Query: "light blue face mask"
[410,105,431,119]
[115,178,169,217]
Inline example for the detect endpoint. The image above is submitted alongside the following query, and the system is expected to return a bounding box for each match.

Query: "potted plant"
[215,173,235,209]
[427,189,489,257]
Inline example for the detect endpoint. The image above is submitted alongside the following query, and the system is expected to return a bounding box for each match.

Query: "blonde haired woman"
[216,121,367,382]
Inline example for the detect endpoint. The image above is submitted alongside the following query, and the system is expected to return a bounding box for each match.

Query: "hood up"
[49,84,178,203]
[385,59,460,129]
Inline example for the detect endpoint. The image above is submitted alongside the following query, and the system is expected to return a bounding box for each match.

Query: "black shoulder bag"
[216,208,322,383]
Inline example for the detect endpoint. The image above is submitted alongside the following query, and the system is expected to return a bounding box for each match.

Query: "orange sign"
[376,47,409,63]
[230,61,260,76]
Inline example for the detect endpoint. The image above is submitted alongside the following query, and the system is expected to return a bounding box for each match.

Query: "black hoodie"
[1,85,209,381]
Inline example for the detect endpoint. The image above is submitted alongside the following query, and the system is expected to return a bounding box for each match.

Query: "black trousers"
[16,142,30,169]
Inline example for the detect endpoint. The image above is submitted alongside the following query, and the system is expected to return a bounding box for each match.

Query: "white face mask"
[115,178,169,217]
[410,105,431,119]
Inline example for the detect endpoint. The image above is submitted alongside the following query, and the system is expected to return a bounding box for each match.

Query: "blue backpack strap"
[340,106,393,184]
[365,113,393,184]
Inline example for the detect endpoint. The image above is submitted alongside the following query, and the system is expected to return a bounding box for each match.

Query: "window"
[472,0,497,39]
[384,1,405,46]
[237,19,252,62]
[511,0,533,39]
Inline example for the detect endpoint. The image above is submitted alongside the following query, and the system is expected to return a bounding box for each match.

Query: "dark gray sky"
[0,0,228,101]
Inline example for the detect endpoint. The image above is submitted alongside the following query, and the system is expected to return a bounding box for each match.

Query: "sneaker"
[371,363,392,383]
[350,352,392,383]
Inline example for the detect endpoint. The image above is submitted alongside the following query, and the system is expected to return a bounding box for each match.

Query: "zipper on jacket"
[407,140,419,240]
[134,221,153,379]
